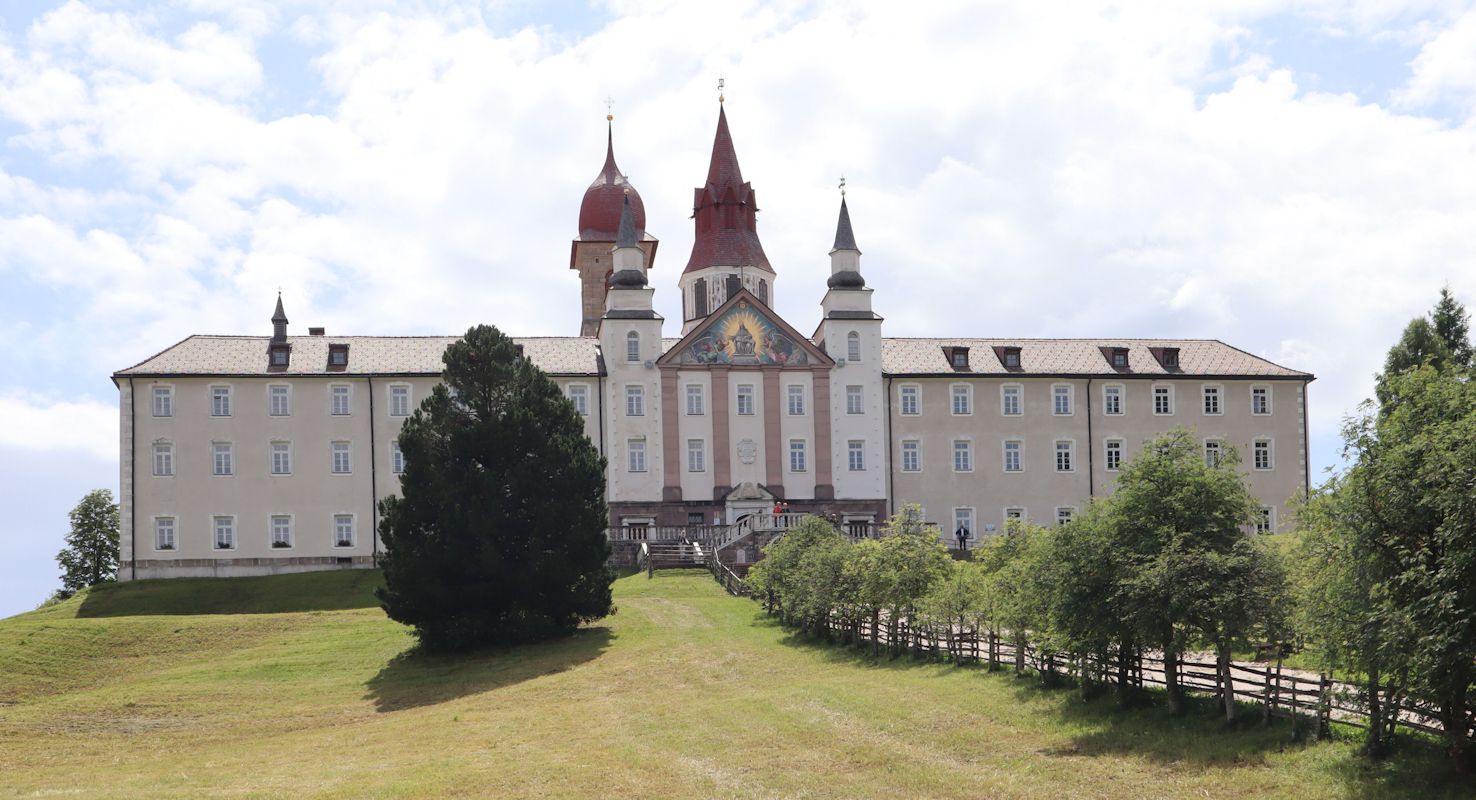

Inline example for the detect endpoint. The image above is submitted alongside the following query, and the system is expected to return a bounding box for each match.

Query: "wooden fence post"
[1317,673,1332,740]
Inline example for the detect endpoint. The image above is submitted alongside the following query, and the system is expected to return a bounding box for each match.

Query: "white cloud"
[1397,7,1476,111]
[0,392,116,462]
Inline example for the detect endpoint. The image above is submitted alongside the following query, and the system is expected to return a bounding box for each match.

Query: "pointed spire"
[610,193,647,288]
[827,195,865,290]
[705,105,745,192]
[271,292,289,341]
[615,192,638,249]
[832,196,859,253]
[685,102,771,274]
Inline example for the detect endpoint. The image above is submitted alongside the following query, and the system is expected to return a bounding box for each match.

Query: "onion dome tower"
[572,115,658,337]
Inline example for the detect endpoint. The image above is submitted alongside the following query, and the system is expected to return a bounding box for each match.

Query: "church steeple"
[827,195,865,289]
[609,194,647,289]
[271,293,289,341]
[572,110,658,337]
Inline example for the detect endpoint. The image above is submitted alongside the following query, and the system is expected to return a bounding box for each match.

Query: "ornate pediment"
[660,289,831,368]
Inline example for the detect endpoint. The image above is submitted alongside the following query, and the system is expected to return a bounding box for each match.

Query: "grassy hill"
[0,570,1465,799]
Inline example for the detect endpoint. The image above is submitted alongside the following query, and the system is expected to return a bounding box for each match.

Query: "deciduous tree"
[55,488,119,598]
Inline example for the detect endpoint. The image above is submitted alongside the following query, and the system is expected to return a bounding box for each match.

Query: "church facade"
[112,103,1313,580]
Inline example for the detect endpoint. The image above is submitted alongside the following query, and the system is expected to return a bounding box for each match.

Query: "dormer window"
[327,344,349,370]
[1100,346,1129,370]
[267,343,290,368]
[1149,346,1181,371]
[944,346,970,370]
[993,346,1022,370]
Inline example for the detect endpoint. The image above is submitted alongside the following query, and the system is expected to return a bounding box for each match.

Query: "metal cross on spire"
[717,76,725,103]
[605,96,614,122]
[838,175,846,196]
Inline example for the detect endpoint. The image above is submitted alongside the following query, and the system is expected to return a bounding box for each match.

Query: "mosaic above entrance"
[682,299,811,366]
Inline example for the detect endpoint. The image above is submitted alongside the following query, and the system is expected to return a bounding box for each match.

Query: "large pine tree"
[376,325,613,652]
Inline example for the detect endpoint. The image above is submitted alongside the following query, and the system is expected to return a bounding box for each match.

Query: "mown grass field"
[0,569,1467,799]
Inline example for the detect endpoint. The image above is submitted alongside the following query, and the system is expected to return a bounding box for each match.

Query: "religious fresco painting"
[685,299,810,365]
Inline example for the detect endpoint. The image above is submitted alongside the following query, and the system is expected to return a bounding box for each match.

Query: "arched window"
[847,331,861,362]
[626,331,640,363]
[758,279,768,305]
[693,278,708,317]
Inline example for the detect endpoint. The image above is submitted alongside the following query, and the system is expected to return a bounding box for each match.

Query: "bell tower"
[571,114,658,336]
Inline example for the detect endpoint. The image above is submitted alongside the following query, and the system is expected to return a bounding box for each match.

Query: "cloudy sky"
[2,0,1474,616]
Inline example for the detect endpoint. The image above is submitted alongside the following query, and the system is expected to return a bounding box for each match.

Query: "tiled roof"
[115,335,601,377]
[880,338,1311,378]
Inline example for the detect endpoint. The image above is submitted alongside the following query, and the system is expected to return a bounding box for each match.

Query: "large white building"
[113,102,1313,580]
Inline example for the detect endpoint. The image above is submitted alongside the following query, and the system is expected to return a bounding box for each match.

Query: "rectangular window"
[212,443,233,476]
[1055,440,1074,472]
[736,384,755,415]
[390,385,411,417]
[1153,385,1174,415]
[1256,507,1275,534]
[899,385,920,416]
[1003,440,1022,472]
[331,385,351,416]
[687,439,706,472]
[627,440,646,473]
[213,516,235,550]
[152,386,173,418]
[269,385,290,417]
[1056,507,1074,526]
[334,514,355,548]
[626,332,640,363]
[787,385,805,416]
[567,385,589,416]
[954,508,974,538]
[847,332,862,362]
[271,515,292,548]
[625,385,645,416]
[154,517,175,550]
[1254,439,1273,471]
[1105,439,1123,471]
[1005,507,1025,522]
[1252,385,1272,415]
[391,441,405,474]
[901,440,920,472]
[328,345,348,367]
[331,442,351,474]
[686,385,705,416]
[153,444,174,477]
[951,385,972,415]
[271,442,291,475]
[1001,385,1021,416]
[1204,440,1222,468]
[848,440,865,471]
[846,385,864,415]
[211,385,232,417]
[1052,384,1073,415]
[1103,385,1123,415]
[952,440,973,472]
[789,439,807,472]
[1203,385,1222,415]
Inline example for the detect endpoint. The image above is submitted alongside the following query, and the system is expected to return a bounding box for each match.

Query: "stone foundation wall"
[130,556,376,581]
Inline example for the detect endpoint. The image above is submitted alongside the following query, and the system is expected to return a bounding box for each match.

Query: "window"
[269,346,289,367]
[626,331,640,362]
[848,440,865,471]
[846,385,864,415]
[687,439,706,472]
[1002,348,1021,368]
[328,344,349,367]
[1001,384,1022,416]
[154,517,176,550]
[152,443,174,477]
[1055,440,1074,472]
[1254,438,1273,471]
[951,349,969,368]
[899,385,920,416]
[847,331,861,362]
[951,384,972,415]
[1052,384,1073,415]
[758,279,768,304]
[1252,385,1272,415]
[1003,440,1023,472]
[391,441,405,474]
[693,278,708,317]
[151,386,173,418]
[389,385,411,417]
[1110,349,1129,368]
[1163,349,1179,368]
[954,508,974,538]
[271,515,292,548]
[901,440,920,472]
[627,440,647,473]
[271,442,292,475]
[213,516,235,550]
[686,385,705,416]
[1105,439,1124,471]
[1056,507,1075,526]
[269,385,290,417]
[1203,385,1222,416]
[212,443,233,476]
[1103,384,1123,415]
[1004,508,1025,522]
[331,385,351,416]
[789,439,807,472]
[952,440,973,472]
[567,385,589,416]
[787,385,805,416]
[1153,385,1174,415]
[625,385,645,416]
[331,442,351,474]
[1204,439,1222,468]
[333,514,355,548]
[736,384,755,415]
[210,385,232,417]
[1256,507,1275,534]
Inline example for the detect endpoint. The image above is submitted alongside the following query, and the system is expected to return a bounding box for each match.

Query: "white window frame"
[565,383,590,416]
[951,383,973,416]
[388,384,412,417]
[1004,507,1026,525]
[153,515,176,551]
[330,384,352,416]
[1152,384,1175,416]
[1102,383,1124,416]
[212,514,237,551]
[1000,383,1022,417]
[1054,439,1075,473]
[270,514,294,549]
[845,385,864,415]
[1003,439,1023,473]
[1251,384,1273,416]
[627,439,647,473]
[1253,438,1274,471]
[736,384,755,416]
[900,440,921,472]
[391,441,405,474]
[1256,506,1276,534]
[212,442,234,477]
[846,331,861,362]
[687,438,706,473]
[1055,507,1076,526]
[786,384,806,416]
[210,384,233,417]
[625,385,645,417]
[1052,383,1074,416]
[332,513,356,548]
[953,508,975,539]
[270,441,292,476]
[1104,438,1124,472]
[152,442,174,477]
[788,439,808,473]
[1202,384,1223,416]
[625,330,640,363]
[952,439,974,473]
[685,384,705,416]
[1204,438,1223,468]
[331,441,352,475]
[268,384,291,417]
[151,385,174,418]
[898,384,920,416]
[847,439,865,472]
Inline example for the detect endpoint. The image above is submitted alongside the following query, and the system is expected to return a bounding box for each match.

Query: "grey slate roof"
[880,338,1311,378]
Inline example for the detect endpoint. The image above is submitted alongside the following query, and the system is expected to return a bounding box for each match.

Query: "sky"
[2,0,1475,617]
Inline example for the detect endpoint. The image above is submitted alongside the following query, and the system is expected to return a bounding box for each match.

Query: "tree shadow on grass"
[74,570,383,617]
[364,626,614,712]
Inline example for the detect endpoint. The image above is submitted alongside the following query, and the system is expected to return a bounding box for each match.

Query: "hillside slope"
[0,570,1463,799]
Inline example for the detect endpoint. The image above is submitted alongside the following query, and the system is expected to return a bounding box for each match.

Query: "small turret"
[827,196,865,289]
[609,194,647,289]
[271,293,289,341]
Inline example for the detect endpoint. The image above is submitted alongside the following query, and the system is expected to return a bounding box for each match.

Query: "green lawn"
[0,569,1465,799]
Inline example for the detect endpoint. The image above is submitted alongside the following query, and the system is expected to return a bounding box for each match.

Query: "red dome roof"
[578,126,646,240]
